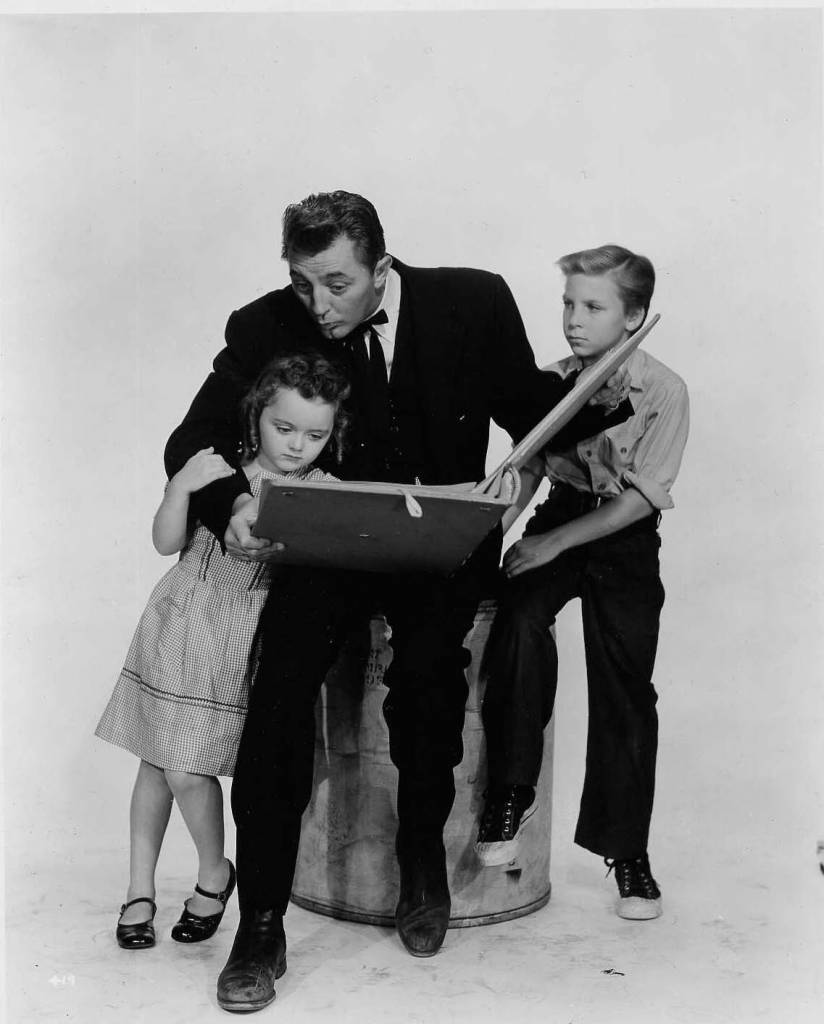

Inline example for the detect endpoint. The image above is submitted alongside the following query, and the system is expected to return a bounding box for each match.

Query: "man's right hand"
[172,446,236,495]
[224,494,285,562]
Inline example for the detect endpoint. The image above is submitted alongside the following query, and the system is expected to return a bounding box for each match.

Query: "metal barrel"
[291,601,553,927]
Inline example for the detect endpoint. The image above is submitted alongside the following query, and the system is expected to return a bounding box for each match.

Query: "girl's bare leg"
[119,760,173,925]
[165,770,230,915]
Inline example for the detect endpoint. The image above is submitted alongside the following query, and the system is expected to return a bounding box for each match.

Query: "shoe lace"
[479,787,528,842]
[604,855,660,900]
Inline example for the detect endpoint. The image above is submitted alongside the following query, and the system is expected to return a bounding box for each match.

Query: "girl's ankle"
[198,857,230,888]
[126,884,156,901]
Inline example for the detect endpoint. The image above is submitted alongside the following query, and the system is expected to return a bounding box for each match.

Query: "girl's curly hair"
[240,352,351,464]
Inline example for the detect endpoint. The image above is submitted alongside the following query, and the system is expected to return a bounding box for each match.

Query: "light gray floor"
[6,820,821,1024]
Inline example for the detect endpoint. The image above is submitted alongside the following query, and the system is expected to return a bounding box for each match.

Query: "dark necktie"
[346,309,391,438]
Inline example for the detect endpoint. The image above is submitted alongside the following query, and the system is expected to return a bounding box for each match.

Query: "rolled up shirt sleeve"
[622,375,689,510]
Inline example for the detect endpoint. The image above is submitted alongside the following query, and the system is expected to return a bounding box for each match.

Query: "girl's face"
[257,387,336,474]
[562,273,643,366]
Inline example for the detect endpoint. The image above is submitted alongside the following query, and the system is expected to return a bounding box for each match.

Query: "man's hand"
[586,366,631,410]
[171,446,236,495]
[502,531,565,578]
[224,494,285,562]
[470,465,521,502]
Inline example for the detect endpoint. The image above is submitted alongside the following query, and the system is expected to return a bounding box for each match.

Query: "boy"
[475,244,689,920]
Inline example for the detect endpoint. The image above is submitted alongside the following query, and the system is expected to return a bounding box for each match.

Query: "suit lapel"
[268,286,358,370]
[274,287,326,345]
[391,260,468,477]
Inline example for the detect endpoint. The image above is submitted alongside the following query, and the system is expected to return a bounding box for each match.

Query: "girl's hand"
[502,532,565,578]
[171,447,236,495]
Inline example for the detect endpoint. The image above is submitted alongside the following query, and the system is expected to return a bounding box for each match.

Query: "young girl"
[475,245,689,920]
[96,352,349,950]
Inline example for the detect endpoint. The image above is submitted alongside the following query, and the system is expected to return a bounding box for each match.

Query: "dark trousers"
[481,485,665,860]
[231,528,501,914]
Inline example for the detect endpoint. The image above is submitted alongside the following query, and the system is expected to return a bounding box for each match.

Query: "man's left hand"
[587,367,630,410]
[225,494,285,562]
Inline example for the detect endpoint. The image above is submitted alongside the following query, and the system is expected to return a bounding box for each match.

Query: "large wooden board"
[476,314,660,493]
[252,317,659,573]
[253,478,511,574]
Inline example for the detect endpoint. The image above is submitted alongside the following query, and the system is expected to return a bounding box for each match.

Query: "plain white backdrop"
[1,4,822,1012]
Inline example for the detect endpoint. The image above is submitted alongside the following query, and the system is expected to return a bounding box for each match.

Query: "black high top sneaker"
[605,853,662,920]
[474,784,536,867]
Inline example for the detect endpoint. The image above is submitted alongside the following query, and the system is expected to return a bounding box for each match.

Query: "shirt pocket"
[603,417,647,476]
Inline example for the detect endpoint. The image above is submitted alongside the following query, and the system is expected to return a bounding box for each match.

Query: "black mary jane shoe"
[171,860,236,944]
[116,897,157,950]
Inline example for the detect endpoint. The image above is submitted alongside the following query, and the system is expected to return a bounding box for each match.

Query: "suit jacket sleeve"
[487,274,633,447]
[164,310,259,539]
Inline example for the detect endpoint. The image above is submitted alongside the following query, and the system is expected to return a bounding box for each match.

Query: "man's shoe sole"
[216,957,287,1014]
[395,901,450,957]
[474,804,537,867]
[398,926,447,958]
[406,946,441,958]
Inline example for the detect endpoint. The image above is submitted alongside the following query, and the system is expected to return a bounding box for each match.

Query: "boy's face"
[562,273,643,365]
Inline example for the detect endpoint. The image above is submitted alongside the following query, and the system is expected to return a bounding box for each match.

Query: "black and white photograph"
[1,2,822,1021]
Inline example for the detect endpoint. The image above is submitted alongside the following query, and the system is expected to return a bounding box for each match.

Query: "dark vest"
[321,302,428,484]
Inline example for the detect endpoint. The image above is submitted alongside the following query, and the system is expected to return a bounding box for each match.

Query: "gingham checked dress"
[95,465,335,776]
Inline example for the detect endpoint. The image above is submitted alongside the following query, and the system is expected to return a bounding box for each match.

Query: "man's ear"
[374,254,392,288]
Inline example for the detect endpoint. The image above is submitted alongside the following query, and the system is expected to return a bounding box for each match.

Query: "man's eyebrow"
[289,269,352,282]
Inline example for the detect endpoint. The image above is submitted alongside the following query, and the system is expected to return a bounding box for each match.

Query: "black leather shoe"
[394,834,451,957]
[216,909,287,1014]
[171,860,236,943]
[116,897,157,950]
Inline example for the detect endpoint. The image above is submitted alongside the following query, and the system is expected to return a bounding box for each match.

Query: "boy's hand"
[503,532,565,578]
[171,447,236,495]
[588,367,631,410]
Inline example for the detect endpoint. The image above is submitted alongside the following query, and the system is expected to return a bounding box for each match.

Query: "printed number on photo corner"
[48,974,76,987]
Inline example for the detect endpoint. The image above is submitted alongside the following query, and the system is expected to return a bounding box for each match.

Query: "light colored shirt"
[370,266,401,375]
[540,348,689,511]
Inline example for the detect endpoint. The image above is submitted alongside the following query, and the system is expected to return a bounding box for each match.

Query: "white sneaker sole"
[616,895,662,920]
[474,804,537,867]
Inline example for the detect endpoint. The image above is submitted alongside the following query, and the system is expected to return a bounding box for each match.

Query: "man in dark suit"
[165,191,630,1014]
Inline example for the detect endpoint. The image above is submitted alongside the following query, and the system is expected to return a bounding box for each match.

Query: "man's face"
[288,234,391,339]
[562,273,643,365]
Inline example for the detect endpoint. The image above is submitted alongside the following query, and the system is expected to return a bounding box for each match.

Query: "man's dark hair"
[281,191,386,269]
